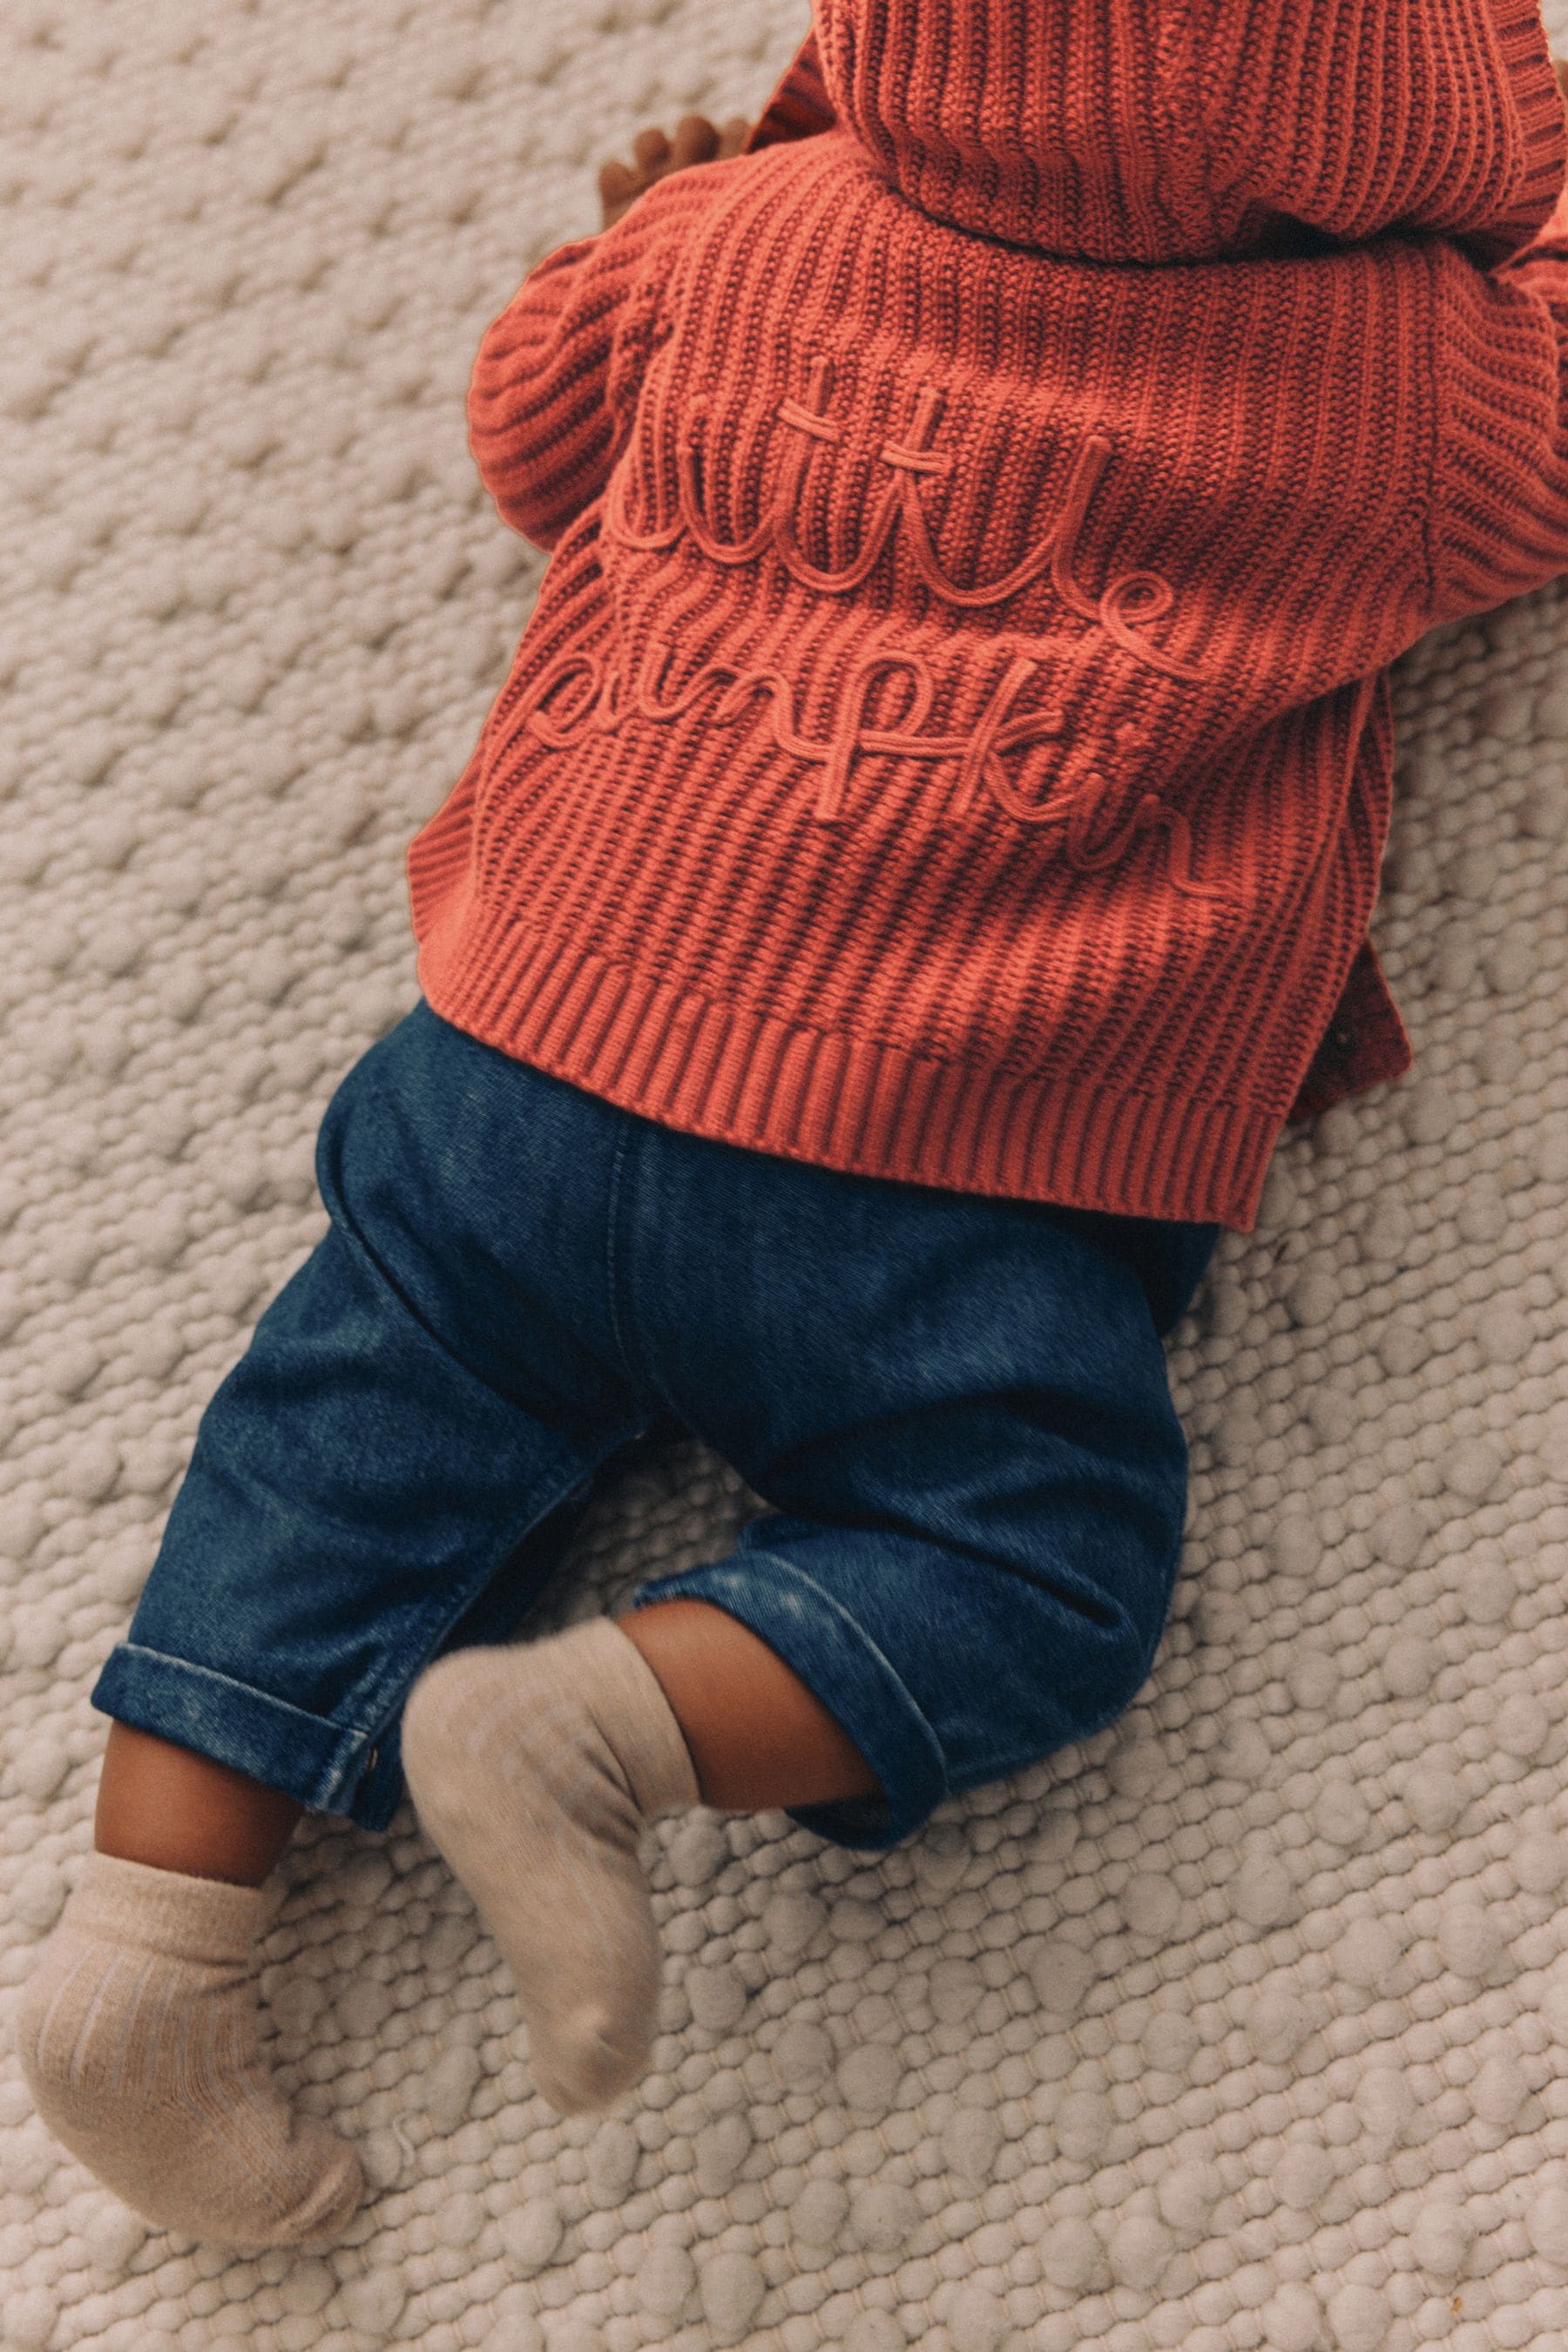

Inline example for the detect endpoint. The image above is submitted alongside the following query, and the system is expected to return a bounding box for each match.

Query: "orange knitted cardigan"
[406,0,1568,1232]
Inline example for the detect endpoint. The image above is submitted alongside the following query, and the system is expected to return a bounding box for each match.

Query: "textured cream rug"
[3,3,1568,2349]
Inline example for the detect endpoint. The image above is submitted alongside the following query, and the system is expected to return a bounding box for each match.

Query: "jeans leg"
[92,1004,650,1830]
[618,1128,1202,1850]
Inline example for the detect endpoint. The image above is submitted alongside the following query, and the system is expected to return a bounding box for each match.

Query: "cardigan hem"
[412,911,1298,1233]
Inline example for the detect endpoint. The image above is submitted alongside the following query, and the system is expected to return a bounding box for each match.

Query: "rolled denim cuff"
[625,1550,950,1851]
[91,1643,395,1829]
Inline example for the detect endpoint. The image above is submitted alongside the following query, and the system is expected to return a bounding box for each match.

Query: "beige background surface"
[0,3,1566,2349]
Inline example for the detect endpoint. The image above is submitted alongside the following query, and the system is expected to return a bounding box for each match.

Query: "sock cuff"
[68,1850,275,1963]
[573,1616,701,1820]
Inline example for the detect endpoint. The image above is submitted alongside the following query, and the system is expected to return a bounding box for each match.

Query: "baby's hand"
[598,113,750,231]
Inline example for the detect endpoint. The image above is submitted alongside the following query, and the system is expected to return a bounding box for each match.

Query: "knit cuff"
[578,1618,701,1821]
[67,1850,275,1964]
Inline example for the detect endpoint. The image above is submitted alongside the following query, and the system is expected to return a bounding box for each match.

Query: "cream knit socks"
[402,1615,701,2115]
[16,1851,364,2248]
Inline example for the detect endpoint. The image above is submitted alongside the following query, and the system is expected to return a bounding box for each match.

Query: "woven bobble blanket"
[0,3,1566,2350]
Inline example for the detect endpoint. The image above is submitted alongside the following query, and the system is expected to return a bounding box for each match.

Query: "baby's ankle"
[95,1721,302,1887]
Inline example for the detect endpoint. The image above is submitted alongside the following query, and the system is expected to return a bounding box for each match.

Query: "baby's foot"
[402,1616,700,2114]
[599,112,750,229]
[17,1854,363,2249]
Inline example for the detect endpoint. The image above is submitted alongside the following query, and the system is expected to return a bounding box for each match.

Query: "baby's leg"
[94,1721,303,1884]
[19,1005,652,2246]
[401,1599,877,2115]
[401,1127,1219,2125]
[617,1598,879,1808]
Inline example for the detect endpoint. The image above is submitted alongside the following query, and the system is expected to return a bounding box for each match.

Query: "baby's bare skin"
[599,111,750,230]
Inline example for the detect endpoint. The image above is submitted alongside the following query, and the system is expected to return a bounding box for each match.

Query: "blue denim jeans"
[92,1000,1219,1851]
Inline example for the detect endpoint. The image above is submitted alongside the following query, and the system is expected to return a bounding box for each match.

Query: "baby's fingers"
[599,112,754,231]
[598,156,638,225]
[669,114,721,170]
[632,125,672,174]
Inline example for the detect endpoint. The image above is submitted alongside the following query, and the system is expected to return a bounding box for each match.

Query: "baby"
[18,0,1568,2255]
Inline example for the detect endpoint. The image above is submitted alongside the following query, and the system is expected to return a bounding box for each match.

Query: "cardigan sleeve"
[465,161,741,551]
[1427,173,1568,625]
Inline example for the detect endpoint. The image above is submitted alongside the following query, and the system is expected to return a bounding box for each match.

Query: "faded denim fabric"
[92,1000,1218,1850]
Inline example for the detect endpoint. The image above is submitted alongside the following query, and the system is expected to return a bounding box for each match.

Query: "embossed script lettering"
[511,356,1223,899]
[525,623,1222,899]
[607,355,1209,684]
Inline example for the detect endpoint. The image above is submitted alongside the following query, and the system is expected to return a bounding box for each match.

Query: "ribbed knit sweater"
[406,0,1568,1232]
